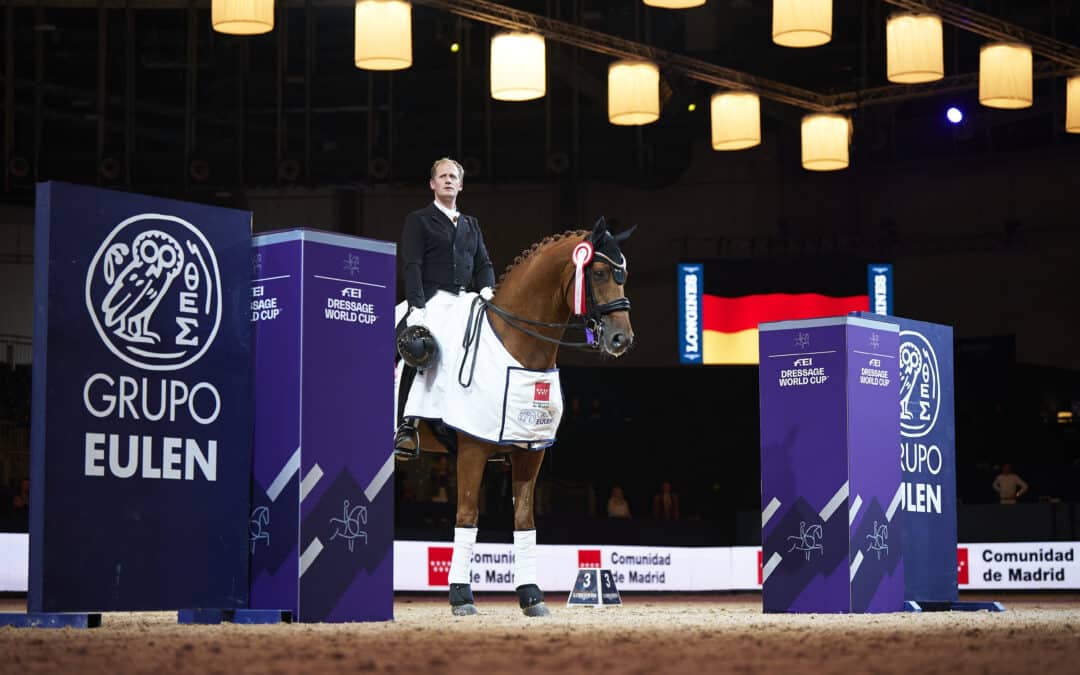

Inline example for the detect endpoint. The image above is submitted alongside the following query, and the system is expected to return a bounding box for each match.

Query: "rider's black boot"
[393,420,419,460]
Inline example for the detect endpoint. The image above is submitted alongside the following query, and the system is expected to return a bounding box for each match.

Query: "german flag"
[696,259,869,364]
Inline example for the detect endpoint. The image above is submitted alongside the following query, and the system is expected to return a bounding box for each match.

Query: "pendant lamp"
[354,0,412,71]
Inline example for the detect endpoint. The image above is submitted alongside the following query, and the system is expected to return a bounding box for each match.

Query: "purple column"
[249,230,396,623]
[759,315,903,613]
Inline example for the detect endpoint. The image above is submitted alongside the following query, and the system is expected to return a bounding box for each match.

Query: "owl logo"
[100,230,185,344]
[899,329,941,438]
[86,213,221,371]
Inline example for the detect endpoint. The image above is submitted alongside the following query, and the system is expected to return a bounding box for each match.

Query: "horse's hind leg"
[447,441,491,616]
[511,448,550,617]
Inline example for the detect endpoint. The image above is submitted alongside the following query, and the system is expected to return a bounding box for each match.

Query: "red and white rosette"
[571,241,594,315]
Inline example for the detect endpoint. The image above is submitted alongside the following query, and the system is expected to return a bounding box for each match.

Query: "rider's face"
[430,162,462,202]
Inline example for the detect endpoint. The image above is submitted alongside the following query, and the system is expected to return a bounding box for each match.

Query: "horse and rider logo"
[866,520,889,559]
[787,520,824,561]
[85,213,222,371]
[899,330,941,438]
[249,506,271,554]
[328,499,368,552]
[343,253,361,277]
[795,332,811,350]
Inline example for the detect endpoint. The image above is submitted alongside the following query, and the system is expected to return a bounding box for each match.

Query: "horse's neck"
[491,239,576,370]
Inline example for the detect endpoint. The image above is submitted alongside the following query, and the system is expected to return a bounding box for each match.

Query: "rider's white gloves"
[406,306,427,327]
[479,286,494,301]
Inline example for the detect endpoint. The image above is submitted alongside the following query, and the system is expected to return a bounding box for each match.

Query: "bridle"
[488,238,629,350]
[457,234,631,386]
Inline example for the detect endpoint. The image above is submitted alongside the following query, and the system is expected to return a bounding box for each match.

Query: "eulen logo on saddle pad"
[428,546,454,586]
[85,213,222,371]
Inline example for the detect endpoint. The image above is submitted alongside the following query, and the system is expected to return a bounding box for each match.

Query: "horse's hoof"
[522,602,551,618]
[451,603,479,616]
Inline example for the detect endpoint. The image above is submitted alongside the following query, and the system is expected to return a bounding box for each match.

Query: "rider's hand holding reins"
[406,306,427,327]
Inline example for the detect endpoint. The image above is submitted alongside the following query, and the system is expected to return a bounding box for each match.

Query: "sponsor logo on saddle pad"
[517,408,554,427]
[428,546,453,586]
[533,382,550,403]
[578,549,602,569]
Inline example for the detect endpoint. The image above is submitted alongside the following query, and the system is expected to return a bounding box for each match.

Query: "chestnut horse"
[412,218,634,616]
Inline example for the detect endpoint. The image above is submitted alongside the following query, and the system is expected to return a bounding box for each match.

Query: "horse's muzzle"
[606,330,633,357]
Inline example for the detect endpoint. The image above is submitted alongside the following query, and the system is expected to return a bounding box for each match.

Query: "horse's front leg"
[447,441,491,616]
[511,448,550,617]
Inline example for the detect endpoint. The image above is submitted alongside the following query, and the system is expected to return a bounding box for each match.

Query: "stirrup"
[393,423,420,460]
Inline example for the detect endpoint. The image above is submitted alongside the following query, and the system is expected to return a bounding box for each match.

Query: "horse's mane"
[495,229,587,289]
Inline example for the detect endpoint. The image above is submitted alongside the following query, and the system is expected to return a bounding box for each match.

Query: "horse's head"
[573,217,635,358]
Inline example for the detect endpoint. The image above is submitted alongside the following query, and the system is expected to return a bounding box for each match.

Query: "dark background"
[1,0,1078,543]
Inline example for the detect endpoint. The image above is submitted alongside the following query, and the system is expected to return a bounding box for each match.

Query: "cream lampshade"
[212,0,274,36]
[772,0,832,48]
[643,1,707,8]
[710,91,760,151]
[801,113,850,171]
[886,13,944,84]
[354,0,412,71]
[608,60,660,126]
[1067,75,1080,133]
[979,42,1033,109]
[490,33,546,102]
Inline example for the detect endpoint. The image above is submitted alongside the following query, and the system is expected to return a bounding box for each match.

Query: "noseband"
[580,249,631,344]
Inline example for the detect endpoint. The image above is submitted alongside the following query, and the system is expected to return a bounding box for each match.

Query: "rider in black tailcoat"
[394,157,495,459]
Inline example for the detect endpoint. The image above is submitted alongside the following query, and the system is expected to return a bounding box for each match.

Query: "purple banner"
[250,230,395,623]
[248,238,302,614]
[845,320,903,612]
[853,312,958,603]
[759,315,903,613]
[30,182,253,612]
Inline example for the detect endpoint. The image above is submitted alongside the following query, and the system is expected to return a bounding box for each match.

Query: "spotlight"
[687,102,697,112]
[450,42,460,53]
[946,107,963,124]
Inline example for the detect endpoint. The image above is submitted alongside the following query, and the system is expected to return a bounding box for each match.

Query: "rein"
[457,277,631,387]
[458,296,593,387]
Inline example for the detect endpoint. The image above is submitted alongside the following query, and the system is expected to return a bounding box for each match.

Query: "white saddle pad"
[395,291,563,448]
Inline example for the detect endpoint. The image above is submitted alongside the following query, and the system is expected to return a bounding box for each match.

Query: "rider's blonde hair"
[430,157,465,182]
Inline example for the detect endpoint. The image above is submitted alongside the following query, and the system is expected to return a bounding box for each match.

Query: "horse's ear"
[591,216,608,238]
[613,224,637,243]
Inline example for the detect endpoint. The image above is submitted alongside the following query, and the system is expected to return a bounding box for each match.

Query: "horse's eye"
[592,269,608,281]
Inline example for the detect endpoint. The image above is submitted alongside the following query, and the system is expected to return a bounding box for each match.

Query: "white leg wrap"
[448,527,478,585]
[513,529,538,587]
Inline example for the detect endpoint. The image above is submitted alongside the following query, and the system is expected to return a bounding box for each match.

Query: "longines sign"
[29,182,253,612]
